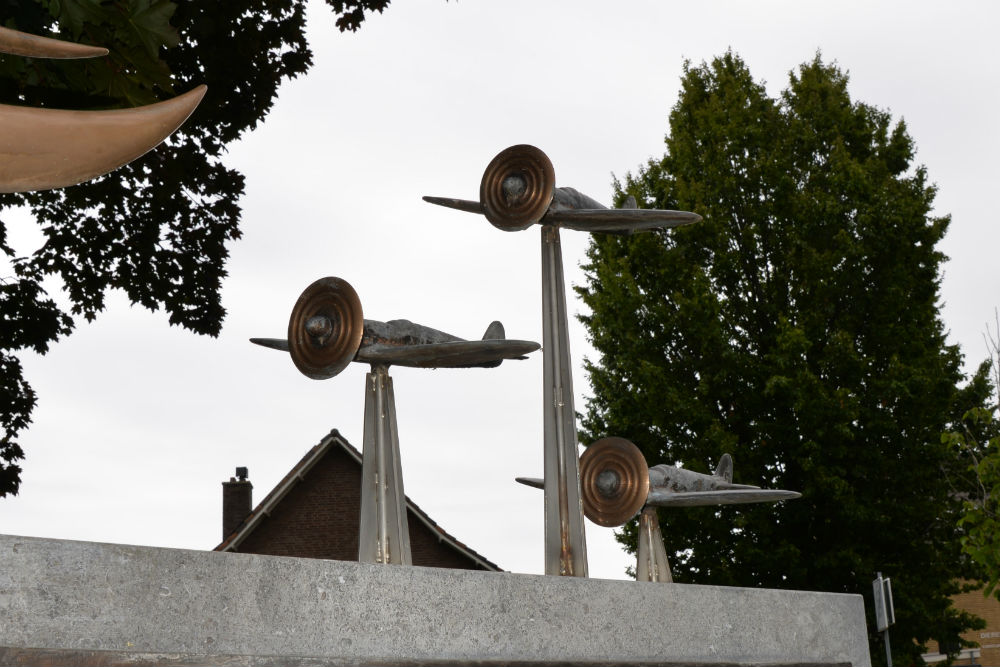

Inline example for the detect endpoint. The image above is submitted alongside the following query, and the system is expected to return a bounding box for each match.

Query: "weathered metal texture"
[714,452,735,481]
[648,462,756,494]
[0,85,206,194]
[423,188,701,233]
[262,277,540,376]
[260,277,541,570]
[0,25,108,59]
[547,186,606,211]
[541,224,588,577]
[647,488,802,508]
[248,337,290,351]
[288,277,365,379]
[0,534,873,667]
[545,193,701,233]
[579,437,650,528]
[424,143,701,234]
[569,439,801,524]
[357,336,538,368]
[359,366,412,565]
[479,144,555,231]
[255,324,540,369]
[422,195,485,215]
[515,476,544,489]
[545,184,701,232]
[422,146,700,577]
[362,318,463,347]
[636,506,672,583]
[645,455,801,507]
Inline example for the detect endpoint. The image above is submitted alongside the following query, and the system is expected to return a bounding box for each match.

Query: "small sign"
[873,573,895,632]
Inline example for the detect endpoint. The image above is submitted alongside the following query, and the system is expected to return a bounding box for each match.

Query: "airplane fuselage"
[648,464,758,494]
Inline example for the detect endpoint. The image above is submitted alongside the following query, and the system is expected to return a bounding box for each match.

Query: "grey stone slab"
[0,534,870,666]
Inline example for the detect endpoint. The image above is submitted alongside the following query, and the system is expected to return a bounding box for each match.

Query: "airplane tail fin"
[479,321,529,364]
[482,321,506,340]
[714,453,734,482]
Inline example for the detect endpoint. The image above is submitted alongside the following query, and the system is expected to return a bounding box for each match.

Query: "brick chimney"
[222,467,252,540]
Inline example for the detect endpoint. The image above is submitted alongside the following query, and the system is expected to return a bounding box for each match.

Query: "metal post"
[540,224,588,577]
[358,365,412,565]
[636,506,672,582]
[874,571,894,667]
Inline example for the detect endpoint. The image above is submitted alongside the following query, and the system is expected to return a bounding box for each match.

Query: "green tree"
[948,321,1000,600]
[0,0,392,497]
[578,51,991,665]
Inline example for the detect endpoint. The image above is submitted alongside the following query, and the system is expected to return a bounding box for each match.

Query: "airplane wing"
[422,195,701,233]
[544,187,701,232]
[646,489,801,508]
[250,338,289,351]
[544,208,701,233]
[422,196,483,214]
[356,339,539,368]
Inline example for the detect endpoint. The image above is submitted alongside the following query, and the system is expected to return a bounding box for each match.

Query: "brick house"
[924,588,1000,667]
[214,429,498,571]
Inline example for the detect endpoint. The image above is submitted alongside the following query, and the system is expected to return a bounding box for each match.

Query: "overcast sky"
[2,0,998,580]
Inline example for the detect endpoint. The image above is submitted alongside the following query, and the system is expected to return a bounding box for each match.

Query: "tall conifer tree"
[579,52,990,664]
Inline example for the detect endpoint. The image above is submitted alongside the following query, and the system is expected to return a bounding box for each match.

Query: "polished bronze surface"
[0,85,207,193]
[579,436,649,527]
[0,25,108,59]
[479,144,555,231]
[287,276,365,380]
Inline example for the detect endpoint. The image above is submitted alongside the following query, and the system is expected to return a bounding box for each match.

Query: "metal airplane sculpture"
[254,276,540,566]
[423,144,701,233]
[425,145,701,577]
[250,278,538,375]
[0,25,206,193]
[517,436,800,582]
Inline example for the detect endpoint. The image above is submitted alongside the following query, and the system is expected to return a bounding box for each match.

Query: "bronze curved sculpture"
[0,25,107,59]
[0,26,205,193]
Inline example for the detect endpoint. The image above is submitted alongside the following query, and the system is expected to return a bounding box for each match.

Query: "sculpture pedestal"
[0,534,870,667]
[540,224,588,577]
[637,506,673,582]
[358,365,411,565]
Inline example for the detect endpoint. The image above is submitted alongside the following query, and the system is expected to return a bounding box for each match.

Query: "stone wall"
[0,533,871,666]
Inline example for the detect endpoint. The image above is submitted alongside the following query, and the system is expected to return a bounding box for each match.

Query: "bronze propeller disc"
[479,144,555,231]
[288,277,364,380]
[580,437,650,527]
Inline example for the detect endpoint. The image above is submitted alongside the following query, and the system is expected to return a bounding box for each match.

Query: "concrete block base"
[0,534,870,666]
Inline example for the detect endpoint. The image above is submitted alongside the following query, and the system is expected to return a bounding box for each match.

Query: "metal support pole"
[636,506,672,582]
[358,365,412,565]
[883,629,892,667]
[540,224,588,577]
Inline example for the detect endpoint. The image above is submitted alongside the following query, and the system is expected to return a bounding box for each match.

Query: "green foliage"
[0,0,398,496]
[949,325,1000,600]
[578,51,992,665]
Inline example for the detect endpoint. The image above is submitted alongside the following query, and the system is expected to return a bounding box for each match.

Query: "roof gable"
[215,429,499,571]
